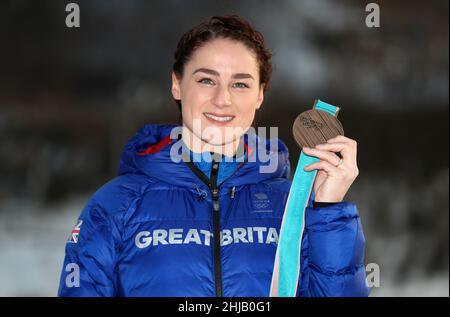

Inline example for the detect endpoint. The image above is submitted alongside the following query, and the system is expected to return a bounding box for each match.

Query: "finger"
[327,135,357,146]
[302,147,341,166]
[327,136,358,153]
[313,142,355,163]
[314,169,328,189]
[303,160,340,174]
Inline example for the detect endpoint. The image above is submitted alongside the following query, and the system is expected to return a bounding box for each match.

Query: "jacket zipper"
[182,153,247,297]
[182,156,223,297]
[209,159,222,297]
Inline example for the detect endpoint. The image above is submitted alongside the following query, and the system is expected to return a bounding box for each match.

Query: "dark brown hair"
[172,15,273,111]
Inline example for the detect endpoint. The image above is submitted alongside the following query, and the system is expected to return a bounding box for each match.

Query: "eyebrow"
[192,68,255,80]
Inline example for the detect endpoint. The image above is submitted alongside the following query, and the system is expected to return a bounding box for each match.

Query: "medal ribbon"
[270,100,340,297]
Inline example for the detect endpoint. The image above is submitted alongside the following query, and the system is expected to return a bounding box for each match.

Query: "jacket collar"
[118,123,291,190]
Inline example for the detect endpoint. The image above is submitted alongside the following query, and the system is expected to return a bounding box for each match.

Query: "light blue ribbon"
[270,99,340,297]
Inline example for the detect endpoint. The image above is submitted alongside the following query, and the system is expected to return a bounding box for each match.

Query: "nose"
[212,84,232,108]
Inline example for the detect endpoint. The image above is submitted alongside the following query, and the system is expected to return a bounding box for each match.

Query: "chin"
[202,136,237,147]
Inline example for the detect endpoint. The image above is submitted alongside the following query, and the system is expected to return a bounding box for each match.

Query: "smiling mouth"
[203,112,235,123]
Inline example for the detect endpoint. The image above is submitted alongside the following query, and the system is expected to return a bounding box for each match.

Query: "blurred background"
[0,0,448,296]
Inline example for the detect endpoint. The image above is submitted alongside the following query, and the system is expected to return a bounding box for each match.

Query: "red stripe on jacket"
[136,135,173,155]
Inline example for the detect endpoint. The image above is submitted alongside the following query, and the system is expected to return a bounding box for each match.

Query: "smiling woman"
[171,16,272,156]
[57,14,370,297]
[172,38,264,155]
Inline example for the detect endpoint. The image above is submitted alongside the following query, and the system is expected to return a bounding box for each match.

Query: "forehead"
[187,38,259,75]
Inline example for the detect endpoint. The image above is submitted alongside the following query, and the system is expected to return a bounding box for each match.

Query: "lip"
[203,112,235,125]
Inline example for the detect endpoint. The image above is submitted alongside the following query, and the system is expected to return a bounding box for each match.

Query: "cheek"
[242,110,256,125]
[237,99,257,119]
[181,91,203,118]
[233,109,256,131]
[184,84,211,105]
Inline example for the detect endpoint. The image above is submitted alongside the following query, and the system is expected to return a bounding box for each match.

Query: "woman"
[58,15,370,297]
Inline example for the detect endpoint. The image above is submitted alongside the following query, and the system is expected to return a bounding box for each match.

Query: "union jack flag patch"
[67,219,83,243]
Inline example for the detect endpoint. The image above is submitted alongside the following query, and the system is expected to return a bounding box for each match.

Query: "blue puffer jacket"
[58,123,370,297]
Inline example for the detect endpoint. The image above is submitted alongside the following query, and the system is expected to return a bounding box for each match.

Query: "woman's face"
[171,38,264,148]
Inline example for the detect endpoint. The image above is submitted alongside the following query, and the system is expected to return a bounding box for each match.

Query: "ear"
[255,83,265,110]
[171,72,181,100]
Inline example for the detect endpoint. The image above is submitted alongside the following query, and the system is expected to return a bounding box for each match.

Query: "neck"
[181,126,241,157]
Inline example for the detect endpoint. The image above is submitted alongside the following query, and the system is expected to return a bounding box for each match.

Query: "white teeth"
[204,113,234,122]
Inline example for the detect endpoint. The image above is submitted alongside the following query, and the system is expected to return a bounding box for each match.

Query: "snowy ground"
[370,274,449,297]
[0,196,85,296]
[0,196,448,297]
